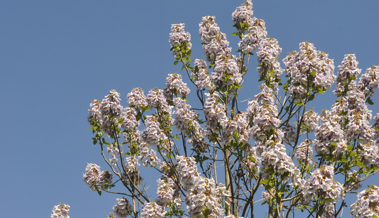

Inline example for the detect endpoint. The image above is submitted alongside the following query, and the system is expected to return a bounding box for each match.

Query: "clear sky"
[1,0,379,217]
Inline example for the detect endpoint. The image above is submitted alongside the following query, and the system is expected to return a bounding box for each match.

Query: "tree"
[53,1,379,217]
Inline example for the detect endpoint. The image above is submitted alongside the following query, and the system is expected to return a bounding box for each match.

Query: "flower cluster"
[141,202,166,218]
[127,87,147,111]
[51,203,70,218]
[88,99,101,126]
[359,140,379,168]
[300,165,344,204]
[164,73,190,101]
[239,17,267,54]
[173,97,204,144]
[146,88,172,113]
[156,178,180,207]
[83,163,113,191]
[100,90,123,135]
[358,65,379,97]
[203,92,227,134]
[249,84,282,142]
[283,42,335,99]
[350,185,379,218]
[334,54,361,96]
[231,0,253,25]
[257,38,283,92]
[212,54,242,88]
[199,16,231,61]
[107,145,120,166]
[243,146,261,174]
[192,59,214,90]
[141,115,169,146]
[300,108,319,134]
[112,197,133,218]
[169,23,192,57]
[260,142,299,183]
[177,155,229,218]
[313,109,346,156]
[138,142,160,167]
[124,156,140,172]
[221,112,251,145]
[121,107,139,131]
[295,139,313,165]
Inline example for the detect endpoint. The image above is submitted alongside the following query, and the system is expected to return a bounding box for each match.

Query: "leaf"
[366,97,374,105]
[356,161,365,168]
[174,60,178,65]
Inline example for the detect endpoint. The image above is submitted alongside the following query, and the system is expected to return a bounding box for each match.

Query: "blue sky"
[1,0,379,217]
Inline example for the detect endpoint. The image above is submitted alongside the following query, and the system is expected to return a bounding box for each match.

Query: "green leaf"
[174,60,178,65]
[356,161,365,168]
[366,97,374,105]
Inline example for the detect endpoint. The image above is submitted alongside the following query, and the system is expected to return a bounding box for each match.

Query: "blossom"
[51,203,70,218]
[351,185,379,218]
[199,16,232,62]
[127,87,147,111]
[260,142,299,183]
[192,59,214,90]
[141,202,166,218]
[358,65,379,97]
[211,54,242,88]
[295,139,313,165]
[156,178,178,207]
[121,107,139,131]
[99,90,124,135]
[138,142,160,167]
[169,23,192,57]
[164,73,190,101]
[173,97,204,145]
[300,108,319,134]
[283,42,335,99]
[112,197,133,218]
[141,115,169,146]
[334,54,361,96]
[203,92,227,133]
[176,156,229,218]
[88,99,101,126]
[231,0,253,25]
[124,156,140,172]
[300,165,344,205]
[238,17,267,53]
[83,163,113,191]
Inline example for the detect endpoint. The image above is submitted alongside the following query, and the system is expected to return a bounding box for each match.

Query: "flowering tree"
[53,1,379,217]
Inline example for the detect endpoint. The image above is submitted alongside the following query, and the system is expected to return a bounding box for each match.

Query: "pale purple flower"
[164,73,190,100]
[232,0,253,25]
[83,163,112,191]
[51,203,70,218]
[351,185,379,218]
[169,23,192,57]
[127,87,147,111]
[334,54,361,96]
[113,197,133,218]
[141,202,166,218]
[138,142,160,167]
